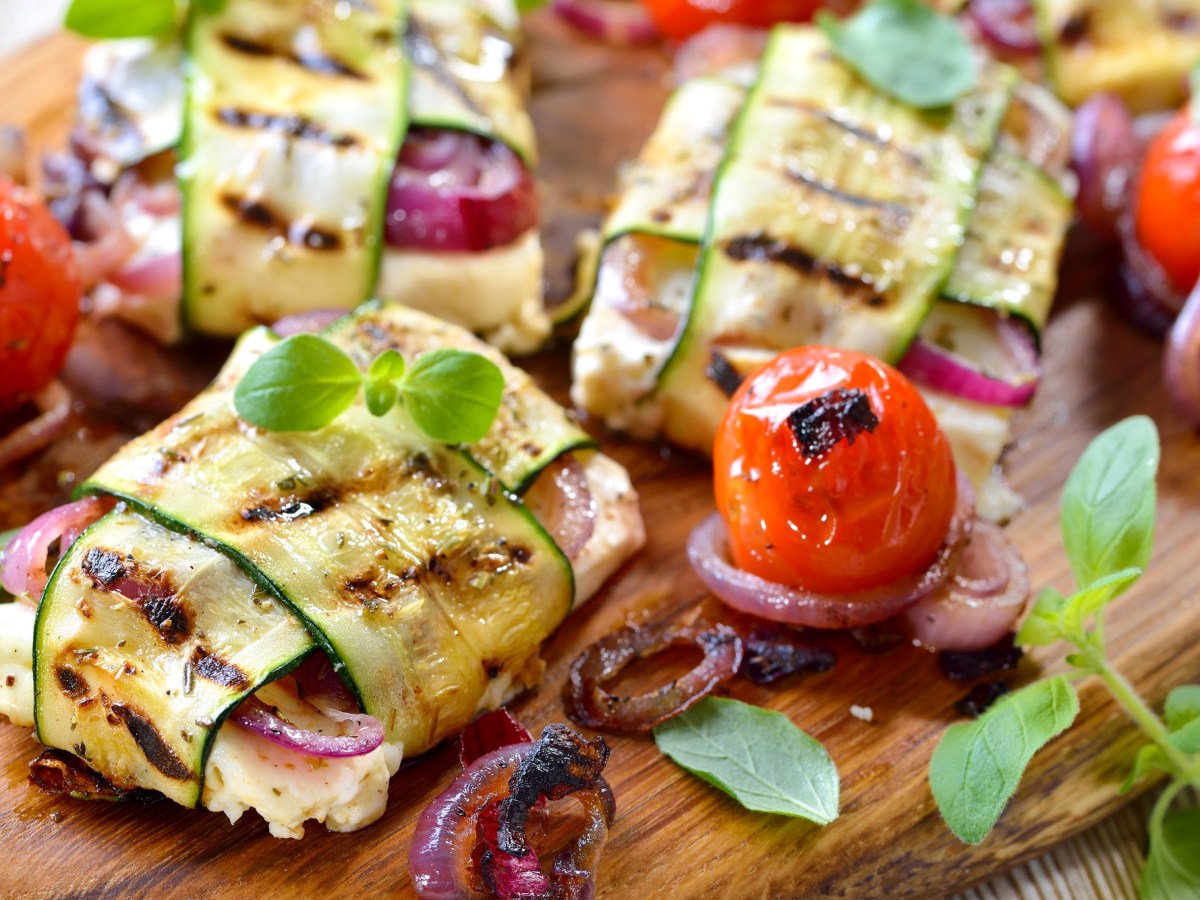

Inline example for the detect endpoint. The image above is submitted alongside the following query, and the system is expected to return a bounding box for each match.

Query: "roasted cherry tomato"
[0,176,81,413]
[713,346,957,595]
[642,0,833,41]
[1135,109,1200,294]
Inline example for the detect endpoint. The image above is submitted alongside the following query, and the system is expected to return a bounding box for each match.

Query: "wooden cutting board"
[2,13,1198,898]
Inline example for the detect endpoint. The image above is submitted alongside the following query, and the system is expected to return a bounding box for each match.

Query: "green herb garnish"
[233,334,504,444]
[653,697,840,825]
[64,0,225,39]
[929,416,1200,899]
[818,0,978,110]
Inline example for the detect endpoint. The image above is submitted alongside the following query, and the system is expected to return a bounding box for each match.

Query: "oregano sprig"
[930,416,1200,898]
[233,333,504,444]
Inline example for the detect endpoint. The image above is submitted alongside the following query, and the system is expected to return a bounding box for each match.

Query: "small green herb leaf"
[368,349,406,384]
[653,697,840,825]
[400,349,504,444]
[65,0,176,38]
[365,380,398,418]
[1059,567,1144,639]
[1120,744,1167,794]
[1015,586,1068,647]
[930,676,1079,844]
[234,335,363,432]
[818,0,977,110]
[1164,685,1200,733]
[1061,415,1159,590]
[1142,806,1200,900]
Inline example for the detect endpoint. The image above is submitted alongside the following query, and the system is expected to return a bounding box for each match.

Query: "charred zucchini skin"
[80,304,576,756]
[33,509,313,806]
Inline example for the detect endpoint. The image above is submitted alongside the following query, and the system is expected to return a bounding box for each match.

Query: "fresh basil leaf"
[365,380,398,418]
[1061,416,1159,590]
[930,676,1079,844]
[65,0,176,38]
[400,349,504,445]
[1015,586,1067,647]
[653,697,839,825]
[515,0,550,10]
[234,335,363,432]
[818,0,977,110]
[1059,567,1143,638]
[1142,806,1200,900]
[1164,685,1200,733]
[368,349,406,384]
[1120,744,1167,794]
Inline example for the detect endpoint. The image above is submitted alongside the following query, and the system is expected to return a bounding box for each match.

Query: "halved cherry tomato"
[713,346,957,595]
[0,176,82,412]
[1135,109,1200,294]
[642,0,834,41]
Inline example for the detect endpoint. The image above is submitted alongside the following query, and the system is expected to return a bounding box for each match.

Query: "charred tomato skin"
[1135,109,1200,294]
[643,0,831,41]
[713,346,957,595]
[0,176,82,412]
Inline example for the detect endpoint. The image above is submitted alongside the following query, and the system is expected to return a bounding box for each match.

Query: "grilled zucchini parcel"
[18,303,643,834]
[571,25,1074,513]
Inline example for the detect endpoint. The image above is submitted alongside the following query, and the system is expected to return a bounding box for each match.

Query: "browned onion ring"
[688,472,975,630]
[0,381,71,471]
[566,621,743,732]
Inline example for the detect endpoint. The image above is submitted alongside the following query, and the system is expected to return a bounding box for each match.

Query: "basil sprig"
[64,0,225,39]
[930,416,1200,899]
[818,0,978,110]
[653,697,839,825]
[233,334,504,445]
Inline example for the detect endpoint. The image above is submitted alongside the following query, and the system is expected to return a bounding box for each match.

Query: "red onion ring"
[270,309,346,338]
[898,318,1041,408]
[229,694,384,759]
[0,495,111,599]
[0,381,72,471]
[386,128,537,253]
[901,521,1030,652]
[411,726,613,900]
[523,455,596,561]
[689,473,975,630]
[596,242,683,342]
[969,0,1039,54]
[74,192,137,290]
[552,0,659,45]
[460,708,533,769]
[565,621,743,732]
[1164,277,1200,428]
[1115,210,1186,339]
[110,174,181,218]
[1071,93,1139,242]
[672,24,768,84]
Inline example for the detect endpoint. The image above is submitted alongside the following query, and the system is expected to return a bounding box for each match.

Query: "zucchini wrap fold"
[21,302,643,832]
[571,24,1074,517]
[67,0,549,353]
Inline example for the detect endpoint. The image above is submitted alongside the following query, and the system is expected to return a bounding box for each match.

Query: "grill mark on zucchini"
[190,647,248,689]
[219,33,367,81]
[785,167,912,221]
[1059,12,1090,45]
[706,350,744,399]
[219,194,344,252]
[241,488,340,523]
[405,18,486,118]
[111,702,194,782]
[723,233,885,307]
[216,108,358,148]
[82,549,193,644]
[55,665,89,699]
[768,98,927,171]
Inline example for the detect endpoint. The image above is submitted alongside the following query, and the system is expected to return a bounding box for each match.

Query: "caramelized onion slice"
[901,522,1031,652]
[229,695,384,759]
[566,621,743,732]
[688,474,973,630]
[0,380,72,472]
[461,708,533,769]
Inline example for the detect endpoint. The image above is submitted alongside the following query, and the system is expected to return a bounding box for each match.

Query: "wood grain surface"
[2,13,1199,899]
